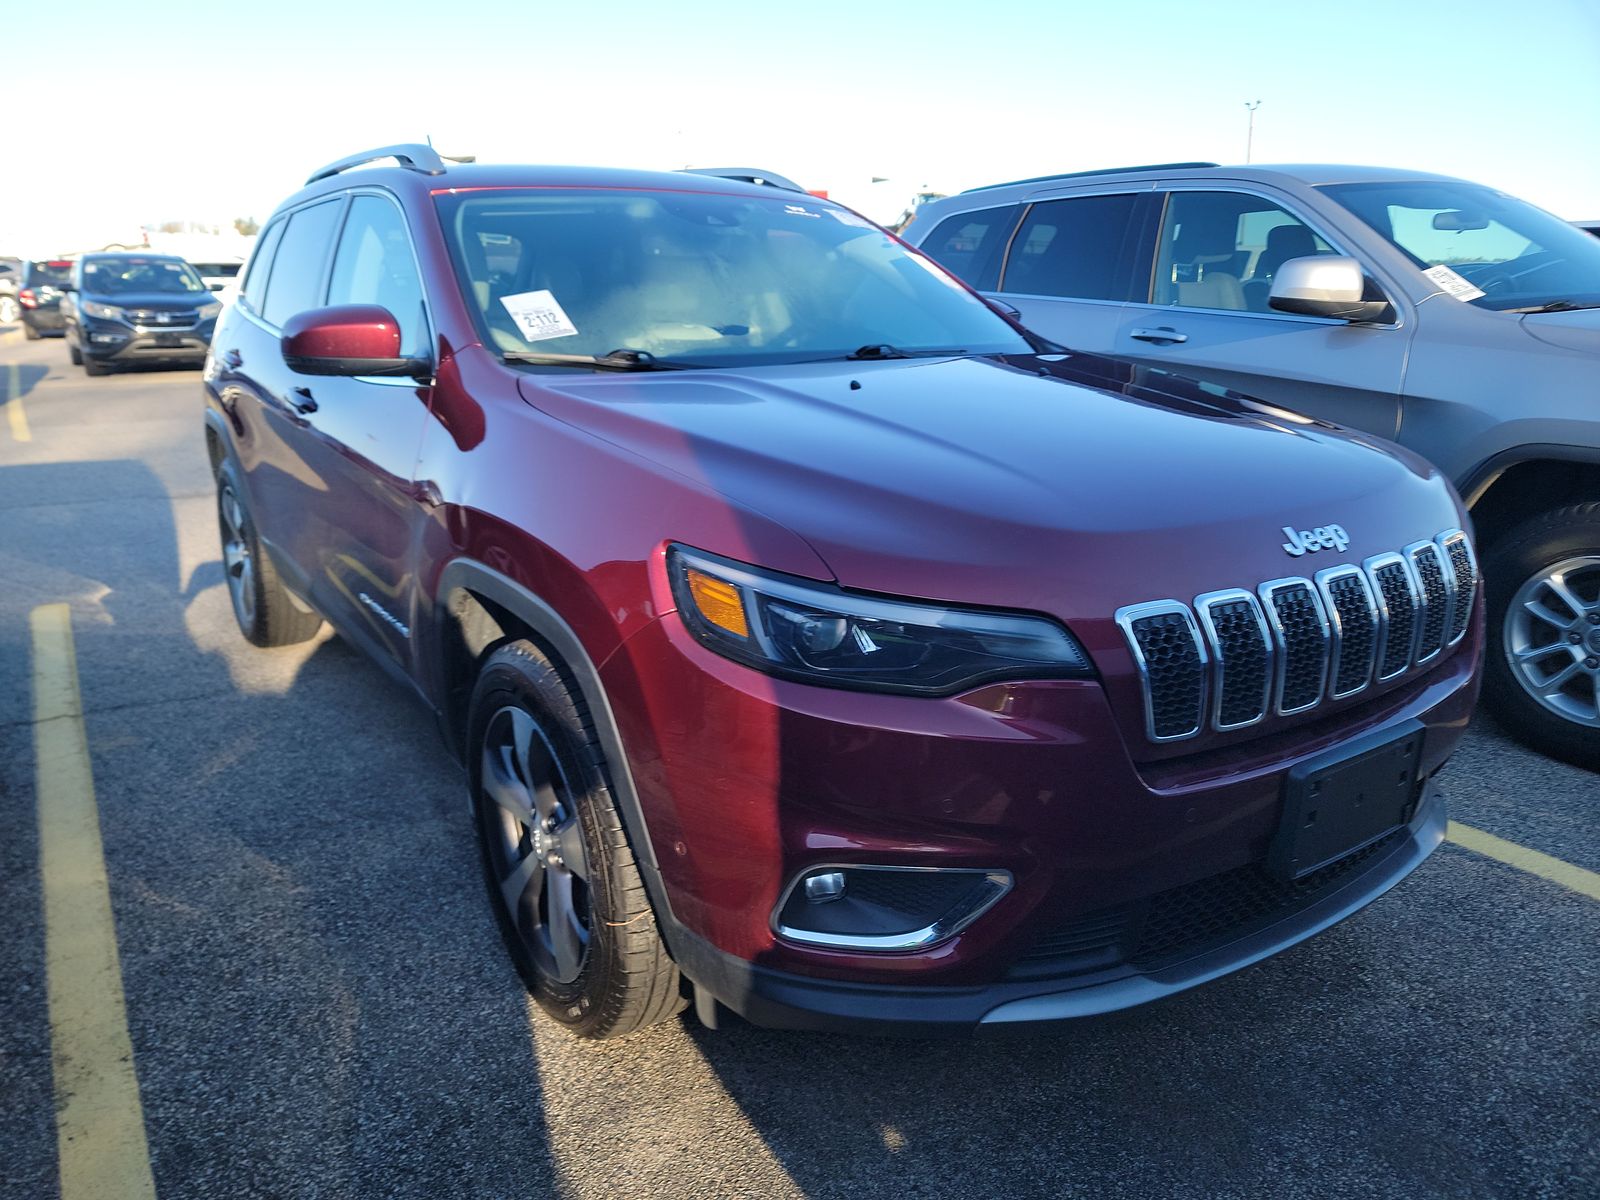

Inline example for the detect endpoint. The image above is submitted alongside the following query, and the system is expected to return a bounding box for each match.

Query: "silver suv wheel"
[1503,555,1600,728]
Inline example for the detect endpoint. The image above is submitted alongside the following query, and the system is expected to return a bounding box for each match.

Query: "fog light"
[774,865,1011,952]
[803,871,846,903]
[91,333,124,344]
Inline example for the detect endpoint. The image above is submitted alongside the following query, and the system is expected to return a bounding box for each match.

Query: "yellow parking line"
[31,604,158,1200]
[6,363,31,442]
[1447,820,1600,901]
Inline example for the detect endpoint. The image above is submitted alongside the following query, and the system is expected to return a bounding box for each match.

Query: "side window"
[261,199,342,328]
[240,219,285,313]
[326,196,427,357]
[999,194,1138,300]
[917,206,1016,291]
[1152,191,1334,314]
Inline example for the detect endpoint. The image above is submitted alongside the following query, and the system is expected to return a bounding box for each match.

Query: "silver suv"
[905,163,1600,769]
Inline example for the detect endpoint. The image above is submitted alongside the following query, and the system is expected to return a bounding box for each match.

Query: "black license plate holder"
[152,333,182,347]
[1267,720,1423,883]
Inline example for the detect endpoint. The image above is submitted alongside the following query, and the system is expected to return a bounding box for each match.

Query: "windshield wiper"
[843,344,970,361]
[1503,299,1600,314]
[501,348,691,371]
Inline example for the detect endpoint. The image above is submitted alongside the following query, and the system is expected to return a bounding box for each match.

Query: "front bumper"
[80,313,213,362]
[599,587,1481,1033]
[672,781,1446,1034]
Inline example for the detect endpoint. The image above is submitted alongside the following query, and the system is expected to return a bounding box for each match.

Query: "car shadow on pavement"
[1,362,49,401]
[0,458,565,1199]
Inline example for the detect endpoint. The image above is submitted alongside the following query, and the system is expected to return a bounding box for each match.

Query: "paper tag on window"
[499,289,578,342]
[1421,264,1486,302]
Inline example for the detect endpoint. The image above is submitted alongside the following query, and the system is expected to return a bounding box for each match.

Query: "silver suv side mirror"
[1269,256,1391,323]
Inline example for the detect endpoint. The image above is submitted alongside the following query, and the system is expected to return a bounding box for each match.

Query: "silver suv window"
[1001,194,1139,300]
[1151,191,1335,313]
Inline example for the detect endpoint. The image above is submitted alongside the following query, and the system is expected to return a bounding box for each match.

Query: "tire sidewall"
[215,461,265,642]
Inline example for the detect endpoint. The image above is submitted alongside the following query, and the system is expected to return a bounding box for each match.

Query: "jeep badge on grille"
[1281,524,1350,556]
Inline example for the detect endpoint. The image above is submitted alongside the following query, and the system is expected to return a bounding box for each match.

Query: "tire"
[23,321,40,341]
[215,462,324,647]
[0,296,18,324]
[83,355,113,377]
[1482,502,1600,770]
[469,640,684,1038]
[68,339,82,365]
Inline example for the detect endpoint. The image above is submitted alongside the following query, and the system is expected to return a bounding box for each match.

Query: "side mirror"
[281,304,430,378]
[1269,256,1392,323]
[985,296,1023,321]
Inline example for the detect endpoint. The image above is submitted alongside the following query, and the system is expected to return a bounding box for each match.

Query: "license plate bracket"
[1267,720,1423,883]
[152,333,182,347]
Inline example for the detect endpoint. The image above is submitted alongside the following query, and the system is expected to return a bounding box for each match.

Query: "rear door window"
[261,200,342,328]
[999,193,1139,300]
[326,195,427,357]
[917,206,1019,291]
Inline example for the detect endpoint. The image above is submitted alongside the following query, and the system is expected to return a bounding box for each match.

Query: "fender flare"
[434,558,682,937]
[1461,443,1600,509]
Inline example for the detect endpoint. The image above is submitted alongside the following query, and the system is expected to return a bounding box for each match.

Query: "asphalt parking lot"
[1,324,1596,1200]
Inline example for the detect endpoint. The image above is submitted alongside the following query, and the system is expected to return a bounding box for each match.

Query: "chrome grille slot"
[1367,554,1421,681]
[1405,540,1451,664]
[1115,602,1207,742]
[1317,566,1378,699]
[1194,590,1271,730]
[1117,528,1469,743]
[1438,529,1477,644]
[1258,579,1330,715]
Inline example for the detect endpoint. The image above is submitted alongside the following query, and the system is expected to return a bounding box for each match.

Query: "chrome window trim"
[1257,577,1332,715]
[1403,539,1454,666]
[1193,588,1273,731]
[1364,552,1422,681]
[770,865,1013,953]
[1114,599,1209,742]
[1436,528,1478,646]
[1314,564,1377,700]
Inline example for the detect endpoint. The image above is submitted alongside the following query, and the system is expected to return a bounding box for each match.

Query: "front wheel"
[68,338,82,365]
[82,354,113,377]
[1482,503,1600,770]
[469,641,683,1038]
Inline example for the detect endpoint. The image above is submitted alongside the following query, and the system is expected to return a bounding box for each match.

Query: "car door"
[985,187,1150,353]
[1107,185,1412,438]
[279,191,436,670]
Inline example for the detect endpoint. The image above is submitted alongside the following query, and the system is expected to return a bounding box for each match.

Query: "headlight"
[197,300,222,319]
[668,546,1093,695]
[82,300,125,320]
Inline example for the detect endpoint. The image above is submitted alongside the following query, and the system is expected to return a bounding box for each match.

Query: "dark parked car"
[205,145,1482,1038]
[62,253,220,375]
[17,259,74,338]
[906,163,1600,768]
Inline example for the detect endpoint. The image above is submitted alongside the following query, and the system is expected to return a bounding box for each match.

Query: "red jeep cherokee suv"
[204,145,1482,1037]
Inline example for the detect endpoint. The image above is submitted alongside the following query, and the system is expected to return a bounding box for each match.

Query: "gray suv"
[905,163,1600,768]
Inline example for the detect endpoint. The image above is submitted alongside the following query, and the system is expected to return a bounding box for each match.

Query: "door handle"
[1129,327,1189,344]
[222,348,243,368]
[288,386,318,414]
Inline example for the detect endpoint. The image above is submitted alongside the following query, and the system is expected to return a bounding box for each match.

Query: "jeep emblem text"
[1281,524,1350,557]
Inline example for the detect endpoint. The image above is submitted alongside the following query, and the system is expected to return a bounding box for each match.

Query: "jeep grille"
[1115,528,1475,743]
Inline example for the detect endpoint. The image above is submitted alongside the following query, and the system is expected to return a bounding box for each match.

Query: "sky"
[4,0,1599,252]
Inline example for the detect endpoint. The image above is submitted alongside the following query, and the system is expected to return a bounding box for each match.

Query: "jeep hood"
[515,352,1463,622]
[1519,307,1600,353]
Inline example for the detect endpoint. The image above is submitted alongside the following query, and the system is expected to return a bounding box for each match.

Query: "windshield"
[1321,180,1600,312]
[28,261,73,285]
[83,258,208,296]
[435,187,1032,366]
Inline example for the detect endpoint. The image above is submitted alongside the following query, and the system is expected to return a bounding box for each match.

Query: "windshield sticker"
[783,203,822,219]
[1421,264,1486,303]
[500,289,579,343]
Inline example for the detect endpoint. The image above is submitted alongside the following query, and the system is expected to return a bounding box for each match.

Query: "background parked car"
[17,259,74,339]
[61,253,220,376]
[1575,220,1600,239]
[0,257,21,324]
[906,163,1600,769]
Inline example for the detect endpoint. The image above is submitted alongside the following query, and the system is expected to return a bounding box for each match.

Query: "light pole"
[1244,100,1262,163]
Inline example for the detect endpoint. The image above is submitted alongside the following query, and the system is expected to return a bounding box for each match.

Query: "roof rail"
[306,143,450,186]
[680,167,805,193]
[961,162,1220,194]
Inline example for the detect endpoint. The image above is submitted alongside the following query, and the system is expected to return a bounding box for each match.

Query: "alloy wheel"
[480,705,592,983]
[219,485,256,630]
[1503,555,1600,728]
